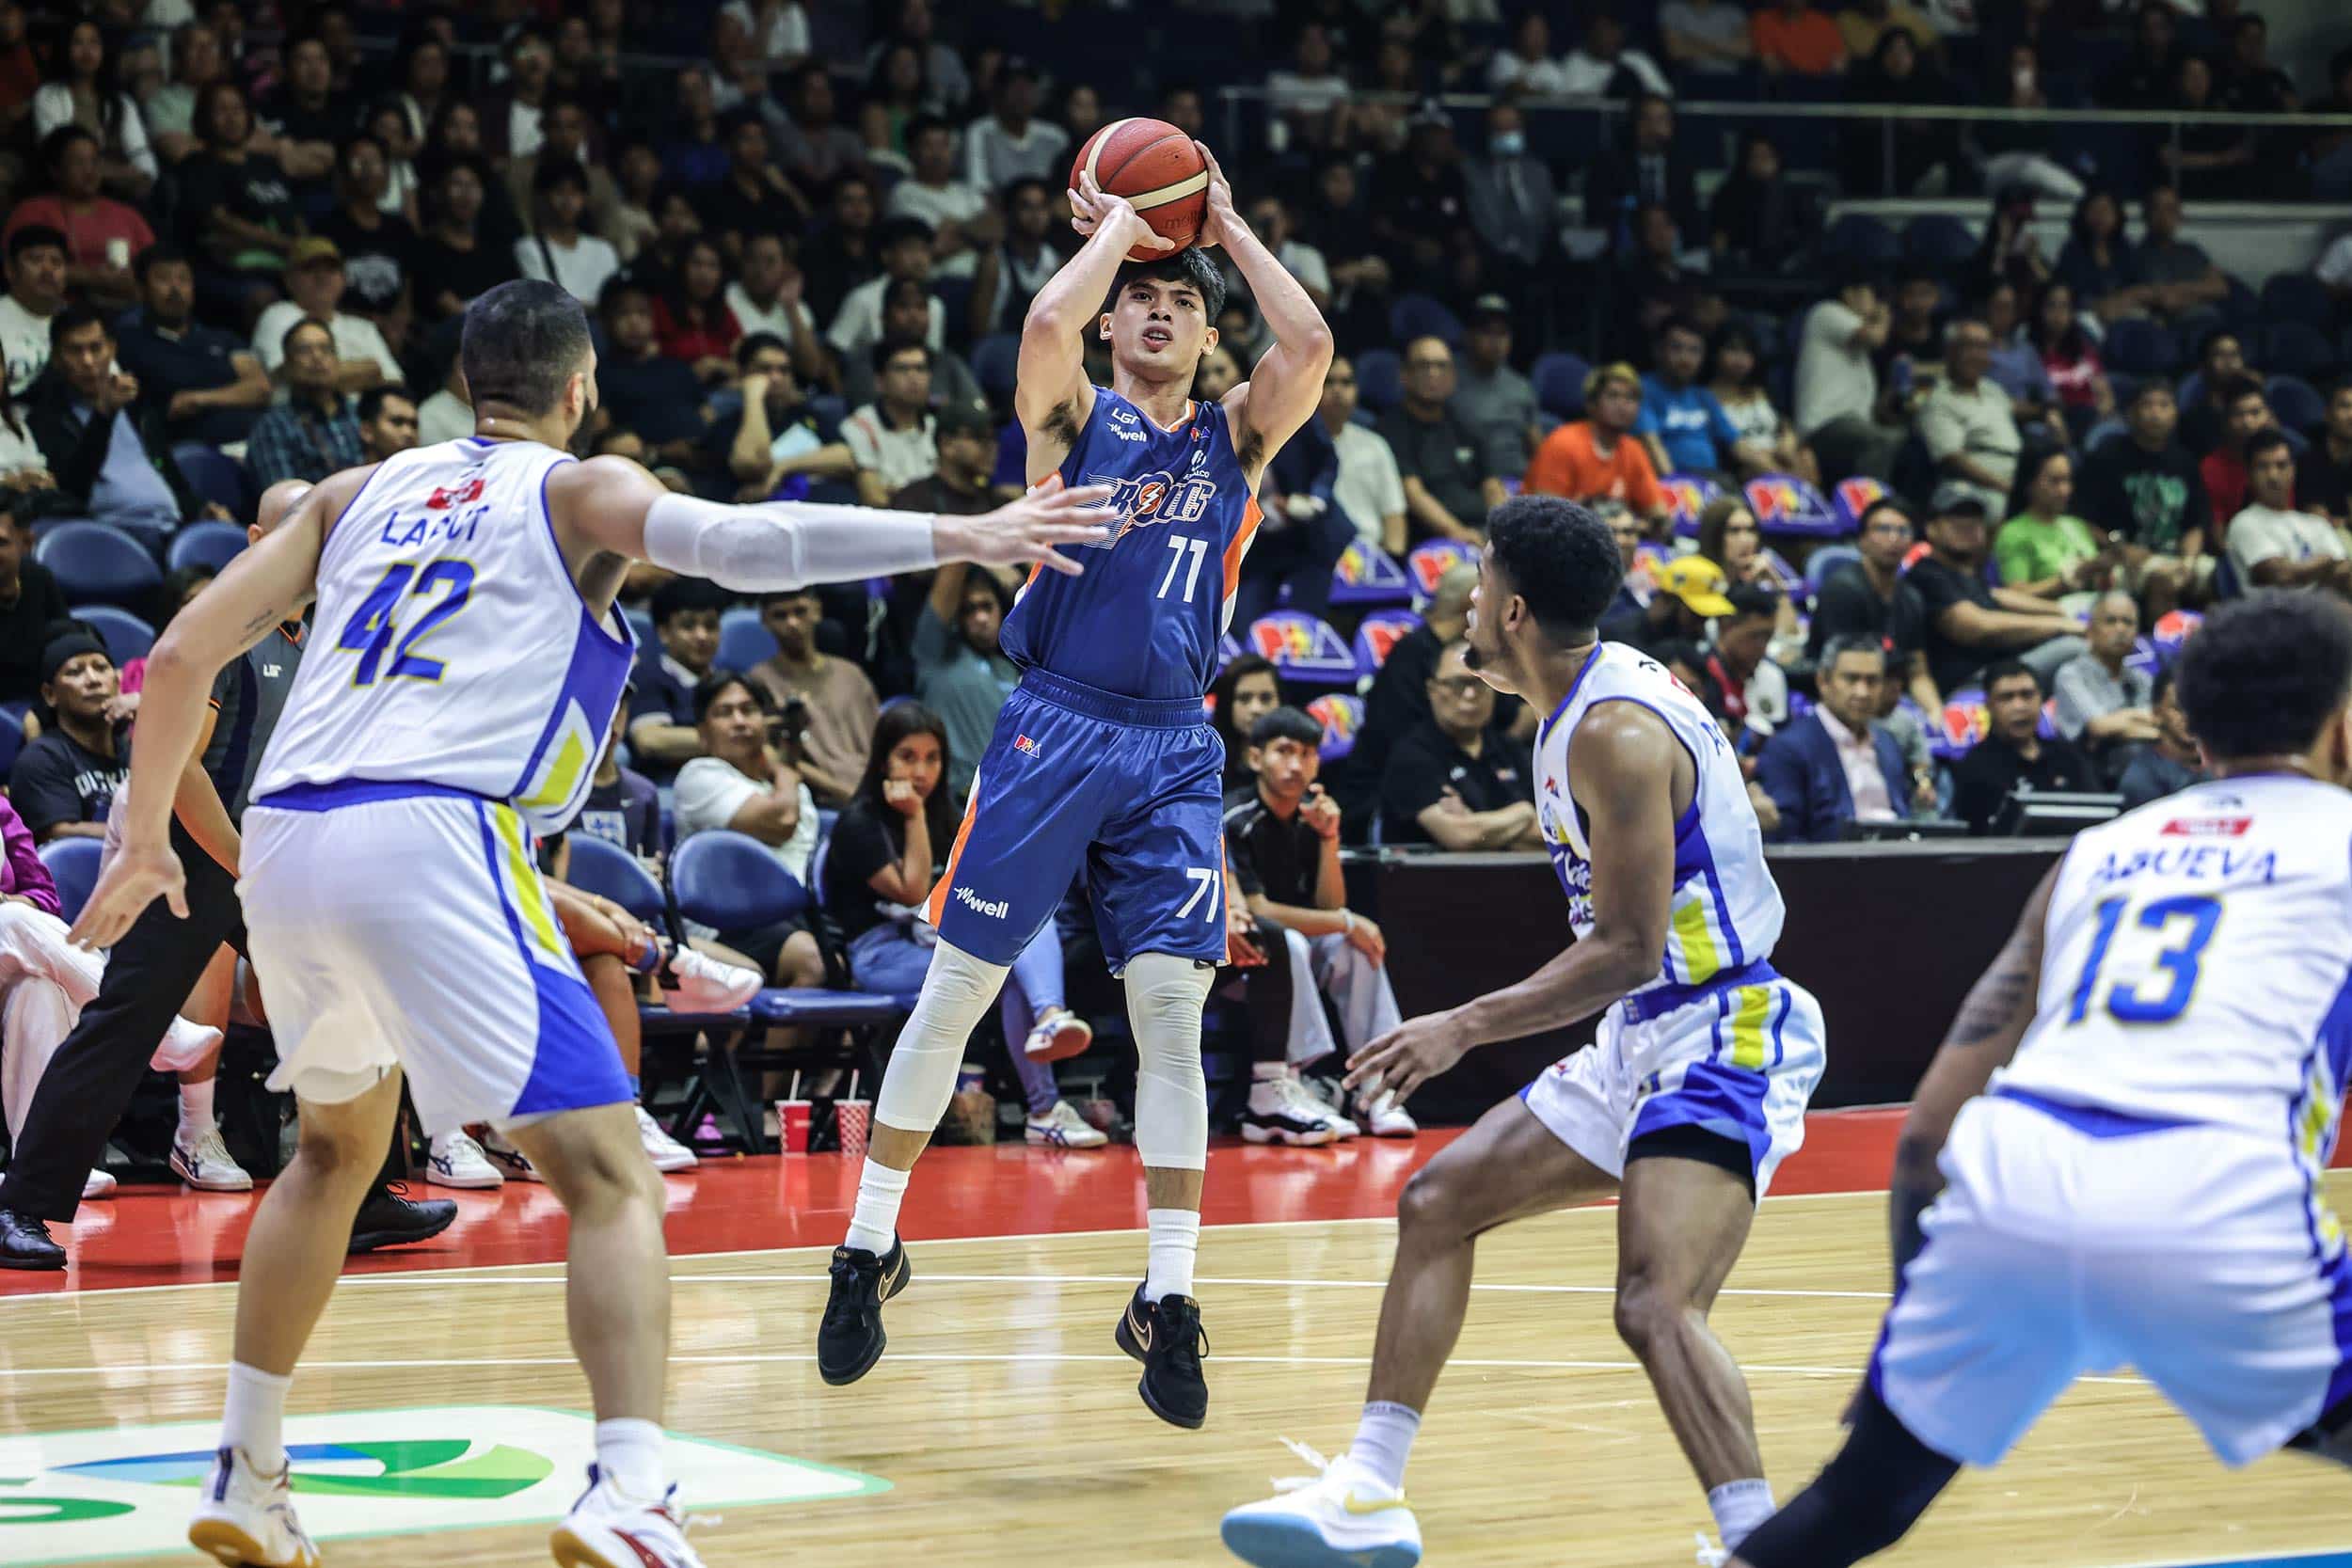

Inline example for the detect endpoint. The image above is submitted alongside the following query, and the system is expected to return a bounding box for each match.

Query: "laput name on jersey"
[1001,389,1259,703]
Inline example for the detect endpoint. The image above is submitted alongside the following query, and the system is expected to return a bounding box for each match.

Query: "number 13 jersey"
[1003,388,1261,702]
[253,436,636,834]
[2000,774,2352,1162]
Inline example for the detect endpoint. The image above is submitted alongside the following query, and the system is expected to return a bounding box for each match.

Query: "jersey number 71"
[337,561,476,686]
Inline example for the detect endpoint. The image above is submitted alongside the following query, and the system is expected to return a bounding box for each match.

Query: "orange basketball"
[1070,118,1209,261]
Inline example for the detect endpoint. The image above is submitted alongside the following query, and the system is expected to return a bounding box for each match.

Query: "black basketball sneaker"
[818,1235,912,1385]
[1115,1283,1209,1429]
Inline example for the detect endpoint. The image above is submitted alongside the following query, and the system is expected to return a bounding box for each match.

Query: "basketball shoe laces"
[1153,1295,1209,1380]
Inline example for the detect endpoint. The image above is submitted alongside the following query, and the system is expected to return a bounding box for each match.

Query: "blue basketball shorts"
[927,668,1227,974]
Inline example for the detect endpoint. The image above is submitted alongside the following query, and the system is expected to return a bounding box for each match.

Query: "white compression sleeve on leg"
[873,939,1008,1134]
[1125,952,1213,1171]
[642,492,940,591]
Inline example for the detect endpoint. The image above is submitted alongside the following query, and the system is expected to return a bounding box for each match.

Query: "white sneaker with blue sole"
[1220,1442,1422,1568]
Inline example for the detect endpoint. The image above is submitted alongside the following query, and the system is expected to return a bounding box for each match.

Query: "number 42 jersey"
[252,437,637,834]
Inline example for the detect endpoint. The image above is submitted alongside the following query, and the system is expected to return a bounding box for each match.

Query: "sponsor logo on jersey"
[425,477,485,511]
[2161,816,2251,837]
[954,885,1009,919]
[1081,469,1219,541]
[1110,406,1138,424]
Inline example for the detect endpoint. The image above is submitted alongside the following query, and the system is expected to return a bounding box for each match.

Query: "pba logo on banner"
[1249,611,1356,676]
[1832,476,1887,533]
[0,1406,884,1566]
[1307,692,1363,761]
[1661,474,1721,540]
[1743,474,1838,534]
[1330,540,1413,604]
[1406,539,1479,597]
[1352,609,1422,673]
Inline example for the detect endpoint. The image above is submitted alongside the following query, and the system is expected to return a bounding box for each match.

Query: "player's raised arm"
[1195,144,1335,483]
[1015,173,1168,466]
[1886,863,2057,1280]
[1345,703,1679,1100]
[551,454,1116,588]
[69,474,343,947]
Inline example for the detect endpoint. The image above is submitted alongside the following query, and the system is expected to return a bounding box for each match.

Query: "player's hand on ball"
[1345,1010,1470,1101]
[70,838,186,949]
[1067,171,1173,253]
[1193,141,1240,248]
[957,482,1117,578]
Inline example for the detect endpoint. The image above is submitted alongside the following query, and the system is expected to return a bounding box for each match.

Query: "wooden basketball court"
[1,1119,2344,1568]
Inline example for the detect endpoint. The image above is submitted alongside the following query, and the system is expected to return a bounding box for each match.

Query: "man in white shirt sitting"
[514,160,620,305]
[963,60,1068,192]
[249,238,398,395]
[886,116,989,267]
[842,338,939,508]
[828,218,945,363]
[2228,428,2352,597]
[1319,356,1406,555]
[724,230,824,386]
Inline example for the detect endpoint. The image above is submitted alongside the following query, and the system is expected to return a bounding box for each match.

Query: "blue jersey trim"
[253,778,493,811]
[1016,667,1209,728]
[1991,1085,2197,1137]
[1622,959,1780,1023]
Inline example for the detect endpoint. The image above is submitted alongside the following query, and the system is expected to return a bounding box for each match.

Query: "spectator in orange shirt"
[1753,0,1849,76]
[1521,362,1669,527]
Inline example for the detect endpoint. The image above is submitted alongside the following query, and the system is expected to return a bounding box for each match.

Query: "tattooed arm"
[1888,862,2059,1283]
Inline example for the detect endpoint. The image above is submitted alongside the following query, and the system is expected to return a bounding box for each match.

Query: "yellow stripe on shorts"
[493,805,565,959]
[1672,895,1721,985]
[1726,985,1773,1071]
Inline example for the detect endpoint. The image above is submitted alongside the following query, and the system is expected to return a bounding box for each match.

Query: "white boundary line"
[309,1272,1892,1301]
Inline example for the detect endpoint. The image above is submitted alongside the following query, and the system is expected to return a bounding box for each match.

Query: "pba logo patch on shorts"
[1014,734,1041,758]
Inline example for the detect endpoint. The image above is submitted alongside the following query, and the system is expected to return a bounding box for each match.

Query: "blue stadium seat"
[1351,609,1422,682]
[1900,214,1978,273]
[1821,214,1899,268]
[971,332,1019,403]
[1804,545,1863,598]
[172,443,250,522]
[167,519,248,575]
[35,522,162,610]
[38,838,101,923]
[1355,348,1402,414]
[1389,293,1464,348]
[2259,273,2332,328]
[563,834,665,927]
[2259,322,2336,381]
[716,605,777,673]
[2268,373,2327,435]
[1531,352,1590,420]
[2100,319,2181,377]
[72,604,155,663]
[622,606,654,649]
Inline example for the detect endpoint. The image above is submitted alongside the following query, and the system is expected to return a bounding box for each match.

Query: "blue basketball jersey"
[1000,388,1262,702]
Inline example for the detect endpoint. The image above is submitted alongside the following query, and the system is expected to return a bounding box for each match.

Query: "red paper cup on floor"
[776,1099,812,1153]
[836,1099,872,1160]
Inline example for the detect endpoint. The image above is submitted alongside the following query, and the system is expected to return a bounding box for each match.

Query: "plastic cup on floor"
[776,1099,812,1153]
[836,1099,872,1160]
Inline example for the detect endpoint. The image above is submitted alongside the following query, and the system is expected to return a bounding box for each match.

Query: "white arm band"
[642,493,941,590]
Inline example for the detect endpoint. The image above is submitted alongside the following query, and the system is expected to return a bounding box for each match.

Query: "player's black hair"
[2178,590,2352,760]
[1108,248,1226,325]
[462,279,594,418]
[651,575,729,629]
[1485,494,1623,646]
[1980,657,2042,697]
[1248,705,1326,753]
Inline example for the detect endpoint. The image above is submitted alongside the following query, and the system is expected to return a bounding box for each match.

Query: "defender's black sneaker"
[346,1182,456,1254]
[818,1236,910,1386]
[1115,1284,1209,1429]
[0,1205,64,1270]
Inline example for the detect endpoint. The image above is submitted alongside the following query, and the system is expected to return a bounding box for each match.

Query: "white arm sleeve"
[642,492,942,590]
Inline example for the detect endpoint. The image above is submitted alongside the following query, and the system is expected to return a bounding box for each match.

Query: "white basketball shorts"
[1872,1088,2352,1468]
[239,781,631,1135]
[1519,961,1825,1196]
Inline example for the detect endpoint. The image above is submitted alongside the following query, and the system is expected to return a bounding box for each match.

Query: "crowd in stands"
[0,0,2347,1174]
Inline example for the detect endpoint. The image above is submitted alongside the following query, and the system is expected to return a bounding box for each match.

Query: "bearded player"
[1223,496,1826,1566]
[816,145,1332,1428]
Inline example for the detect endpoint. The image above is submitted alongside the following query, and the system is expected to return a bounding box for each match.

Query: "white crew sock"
[1347,1401,1422,1494]
[595,1417,666,1500]
[178,1076,216,1140]
[1143,1207,1200,1303]
[844,1159,910,1257]
[1708,1478,1776,1551]
[221,1361,290,1476]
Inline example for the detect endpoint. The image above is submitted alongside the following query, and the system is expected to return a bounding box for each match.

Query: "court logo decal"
[0,1404,886,1565]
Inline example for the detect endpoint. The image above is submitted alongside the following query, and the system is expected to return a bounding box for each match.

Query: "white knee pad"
[874,939,1008,1134]
[1125,951,1213,1171]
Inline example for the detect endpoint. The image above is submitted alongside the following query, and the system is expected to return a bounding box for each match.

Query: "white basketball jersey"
[254,436,636,834]
[1533,642,1786,999]
[1999,774,2352,1173]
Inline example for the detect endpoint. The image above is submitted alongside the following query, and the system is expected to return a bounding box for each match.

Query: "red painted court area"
[8,1107,2344,1296]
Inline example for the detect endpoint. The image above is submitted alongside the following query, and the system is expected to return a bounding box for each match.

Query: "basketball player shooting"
[815,135,1332,1430]
[67,280,1112,1568]
[1223,497,1826,1568]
